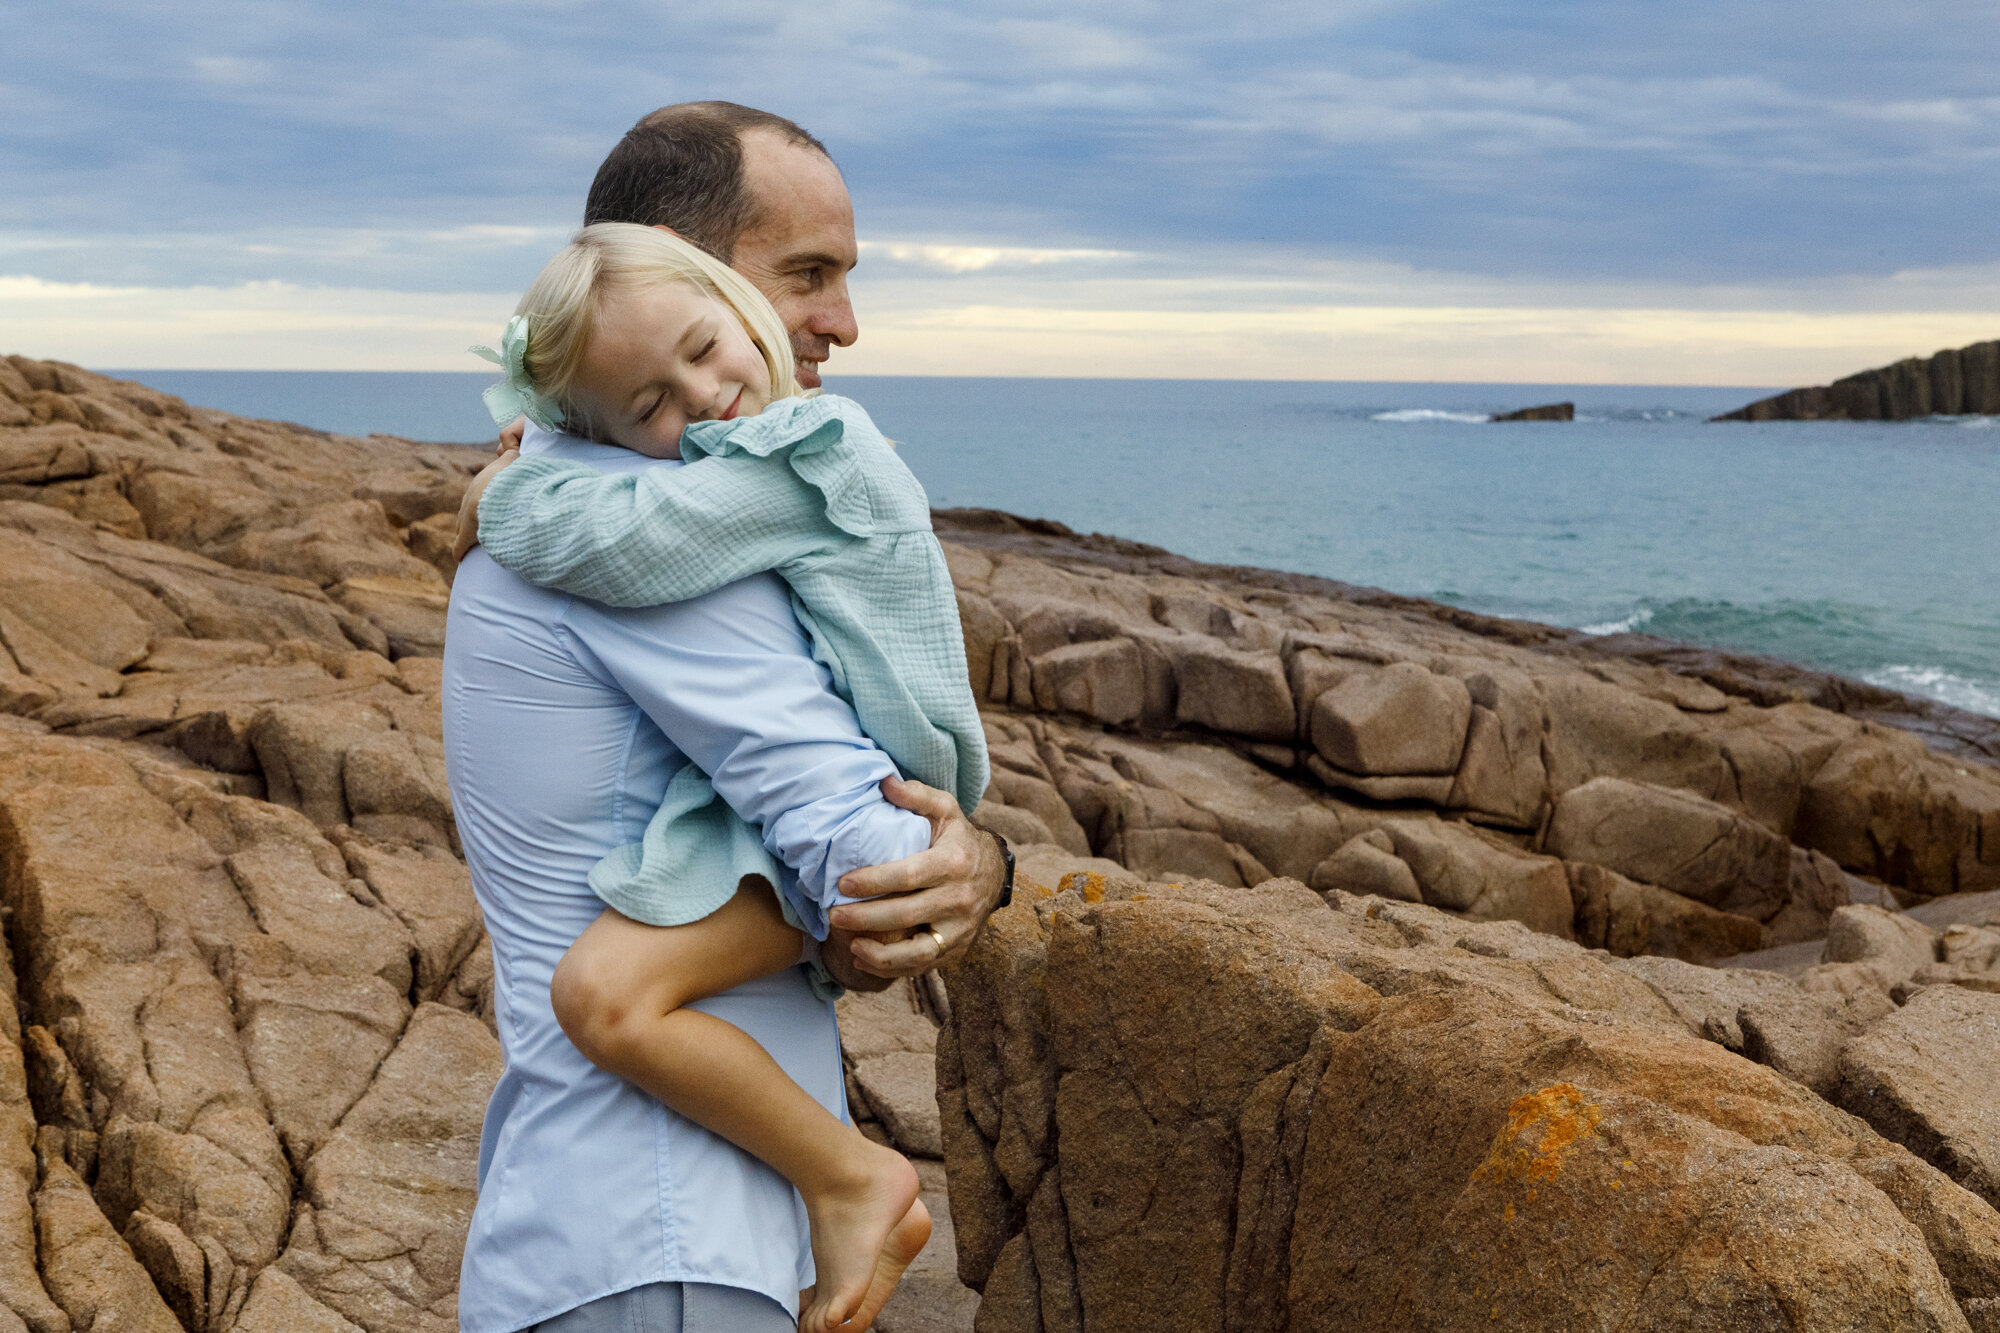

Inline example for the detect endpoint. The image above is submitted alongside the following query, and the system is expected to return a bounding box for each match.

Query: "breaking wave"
[1369,408,1492,424]
[1862,665,2000,719]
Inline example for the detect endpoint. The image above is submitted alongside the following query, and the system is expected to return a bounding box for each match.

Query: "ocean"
[112,370,2000,719]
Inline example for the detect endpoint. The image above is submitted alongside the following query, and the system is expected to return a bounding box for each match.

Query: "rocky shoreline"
[0,357,1996,1331]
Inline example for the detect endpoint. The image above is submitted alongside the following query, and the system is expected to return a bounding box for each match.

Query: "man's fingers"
[838,846,943,900]
[849,928,966,977]
[879,774,958,822]
[839,827,977,901]
[832,883,965,936]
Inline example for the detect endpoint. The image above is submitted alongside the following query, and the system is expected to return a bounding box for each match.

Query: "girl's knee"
[551,944,661,1066]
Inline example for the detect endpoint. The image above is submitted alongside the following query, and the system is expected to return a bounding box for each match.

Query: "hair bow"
[470,315,563,431]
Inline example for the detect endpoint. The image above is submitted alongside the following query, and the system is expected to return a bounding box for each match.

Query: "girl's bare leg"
[550,878,931,1332]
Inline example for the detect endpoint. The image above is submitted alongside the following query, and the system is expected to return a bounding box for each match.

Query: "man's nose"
[807,276,859,348]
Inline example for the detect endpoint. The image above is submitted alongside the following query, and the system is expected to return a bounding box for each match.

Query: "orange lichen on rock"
[1472,1083,1606,1185]
[1059,870,1109,903]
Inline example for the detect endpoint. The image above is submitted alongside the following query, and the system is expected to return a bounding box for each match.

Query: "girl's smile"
[568,279,772,458]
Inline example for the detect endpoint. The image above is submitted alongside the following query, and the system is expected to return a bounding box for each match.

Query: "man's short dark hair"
[582,102,831,264]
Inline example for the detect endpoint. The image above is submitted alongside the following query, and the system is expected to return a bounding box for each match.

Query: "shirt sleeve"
[477,452,845,609]
[557,572,930,911]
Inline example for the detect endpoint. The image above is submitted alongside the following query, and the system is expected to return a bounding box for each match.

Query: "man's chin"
[795,363,824,390]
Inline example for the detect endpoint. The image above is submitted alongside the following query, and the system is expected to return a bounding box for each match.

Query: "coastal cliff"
[1714,337,2000,421]
[0,357,1997,1332]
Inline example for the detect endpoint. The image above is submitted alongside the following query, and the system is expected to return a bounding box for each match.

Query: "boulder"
[278,1004,502,1333]
[939,880,1998,1332]
[1029,638,1144,727]
[32,1137,183,1333]
[234,966,411,1168]
[338,838,484,1003]
[1797,731,2000,900]
[330,576,449,659]
[1837,986,2000,1210]
[212,499,446,590]
[1568,862,1764,963]
[1536,674,1729,801]
[1546,775,1793,917]
[1383,818,1575,938]
[1162,636,1294,741]
[0,941,65,1333]
[1824,904,1941,987]
[1769,847,1863,945]
[1737,988,1889,1094]
[852,1052,945,1158]
[1609,953,1806,1052]
[1308,660,1471,776]
[1443,664,1549,829]
[248,699,393,827]
[1308,829,1422,903]
[234,1267,368,1333]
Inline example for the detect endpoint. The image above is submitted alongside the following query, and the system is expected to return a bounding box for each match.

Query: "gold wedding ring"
[923,928,947,959]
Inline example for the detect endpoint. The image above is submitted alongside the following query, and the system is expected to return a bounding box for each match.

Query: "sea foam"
[1863,665,2000,720]
[1369,408,1492,424]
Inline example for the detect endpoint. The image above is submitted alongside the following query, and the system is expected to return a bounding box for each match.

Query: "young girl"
[463,223,990,1333]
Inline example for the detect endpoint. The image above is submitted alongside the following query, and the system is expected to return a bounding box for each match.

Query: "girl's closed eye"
[503,222,792,458]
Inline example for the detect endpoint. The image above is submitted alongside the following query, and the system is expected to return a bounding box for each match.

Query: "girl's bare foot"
[799,1141,932,1332]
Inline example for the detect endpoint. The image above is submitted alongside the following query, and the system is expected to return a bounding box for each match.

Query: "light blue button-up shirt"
[444,433,930,1332]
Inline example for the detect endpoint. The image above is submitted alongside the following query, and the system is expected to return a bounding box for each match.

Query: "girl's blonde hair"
[516,222,796,434]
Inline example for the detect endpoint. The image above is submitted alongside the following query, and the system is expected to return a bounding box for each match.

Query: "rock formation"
[0,356,1996,1330]
[1714,338,2000,421]
[1489,401,1573,422]
[938,879,2000,1332]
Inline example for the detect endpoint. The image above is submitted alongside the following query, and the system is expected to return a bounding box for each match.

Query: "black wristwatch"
[981,826,1015,911]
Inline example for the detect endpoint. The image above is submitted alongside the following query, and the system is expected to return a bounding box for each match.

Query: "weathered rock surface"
[2,359,1999,1329]
[1837,986,2000,1211]
[939,878,2000,1331]
[1716,338,2000,421]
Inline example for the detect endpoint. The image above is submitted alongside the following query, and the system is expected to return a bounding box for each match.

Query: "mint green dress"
[475,393,989,942]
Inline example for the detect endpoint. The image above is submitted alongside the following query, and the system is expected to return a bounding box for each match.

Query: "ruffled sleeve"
[477,395,931,609]
[679,394,934,540]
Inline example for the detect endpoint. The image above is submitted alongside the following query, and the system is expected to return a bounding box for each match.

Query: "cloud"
[0,274,513,371]
[3,0,1998,374]
[859,242,1134,273]
[11,252,1996,385]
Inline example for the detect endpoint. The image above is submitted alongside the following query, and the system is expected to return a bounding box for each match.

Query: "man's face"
[728,129,860,390]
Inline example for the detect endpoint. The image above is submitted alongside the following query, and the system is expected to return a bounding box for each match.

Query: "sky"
[4,0,2000,383]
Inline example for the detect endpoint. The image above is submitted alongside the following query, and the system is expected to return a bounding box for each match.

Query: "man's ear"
[650,224,685,241]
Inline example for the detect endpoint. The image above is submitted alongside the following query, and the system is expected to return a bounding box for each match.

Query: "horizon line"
[89,366,1791,392]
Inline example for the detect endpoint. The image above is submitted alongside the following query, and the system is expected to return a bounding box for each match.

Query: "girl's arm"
[470,451,844,608]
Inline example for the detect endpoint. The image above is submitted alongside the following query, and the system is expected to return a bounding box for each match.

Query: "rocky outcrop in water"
[1714,338,2000,421]
[1,356,1998,1330]
[1489,401,1573,422]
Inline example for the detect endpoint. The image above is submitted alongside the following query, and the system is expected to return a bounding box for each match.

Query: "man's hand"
[452,448,519,563]
[815,925,897,993]
[829,776,1006,978]
[497,418,525,455]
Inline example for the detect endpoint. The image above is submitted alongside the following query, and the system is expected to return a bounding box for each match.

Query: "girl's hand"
[453,448,520,563]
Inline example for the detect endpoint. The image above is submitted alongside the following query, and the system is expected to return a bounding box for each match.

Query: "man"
[450,103,1009,1332]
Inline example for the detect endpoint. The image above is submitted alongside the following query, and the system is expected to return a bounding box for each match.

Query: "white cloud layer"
[10,252,1996,385]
